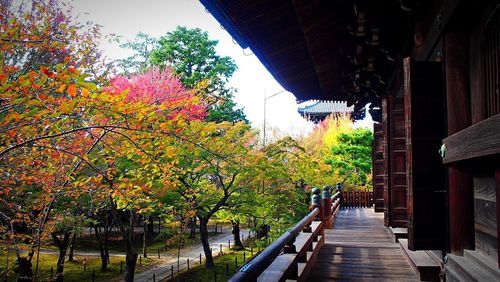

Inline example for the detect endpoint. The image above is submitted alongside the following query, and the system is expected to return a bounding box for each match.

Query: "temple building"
[297,100,353,123]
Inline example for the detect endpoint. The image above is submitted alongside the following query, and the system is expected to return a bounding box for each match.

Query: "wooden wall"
[382,99,392,227]
[468,2,500,266]
[388,95,408,228]
[373,122,385,213]
[474,175,498,260]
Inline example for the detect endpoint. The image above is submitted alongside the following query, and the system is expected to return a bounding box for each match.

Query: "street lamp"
[263,89,286,146]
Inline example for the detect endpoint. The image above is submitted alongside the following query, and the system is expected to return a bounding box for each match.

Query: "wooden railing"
[228,187,342,282]
[341,191,374,208]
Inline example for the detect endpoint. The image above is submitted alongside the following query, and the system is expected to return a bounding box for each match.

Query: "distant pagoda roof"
[298,100,353,123]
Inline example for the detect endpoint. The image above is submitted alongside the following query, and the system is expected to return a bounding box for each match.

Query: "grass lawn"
[0,251,159,282]
[174,238,269,282]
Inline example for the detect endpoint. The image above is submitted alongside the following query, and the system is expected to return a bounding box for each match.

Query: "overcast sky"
[71,0,371,137]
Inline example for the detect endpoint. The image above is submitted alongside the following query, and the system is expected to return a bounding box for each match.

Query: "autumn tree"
[0,2,205,279]
[0,1,114,279]
[297,114,355,187]
[78,67,206,281]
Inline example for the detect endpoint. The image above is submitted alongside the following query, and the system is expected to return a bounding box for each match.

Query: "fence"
[341,191,374,208]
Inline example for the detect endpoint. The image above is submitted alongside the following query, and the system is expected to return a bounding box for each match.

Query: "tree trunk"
[68,233,76,262]
[123,232,138,282]
[52,232,70,282]
[147,216,154,236]
[109,186,138,282]
[94,226,109,272]
[199,217,214,268]
[177,238,181,272]
[231,220,244,250]
[189,217,196,239]
[13,257,33,282]
[142,222,148,258]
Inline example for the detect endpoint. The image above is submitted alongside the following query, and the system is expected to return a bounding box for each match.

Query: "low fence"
[341,191,374,208]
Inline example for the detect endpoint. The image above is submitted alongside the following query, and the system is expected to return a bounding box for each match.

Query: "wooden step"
[443,264,463,282]
[445,253,500,282]
[463,250,500,277]
[399,239,440,281]
[389,227,408,242]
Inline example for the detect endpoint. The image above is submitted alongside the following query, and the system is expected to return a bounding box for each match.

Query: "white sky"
[71,0,372,138]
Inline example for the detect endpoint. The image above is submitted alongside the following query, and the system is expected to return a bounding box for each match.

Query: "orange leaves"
[40,66,54,78]
[81,88,89,97]
[57,84,66,93]
[67,84,77,97]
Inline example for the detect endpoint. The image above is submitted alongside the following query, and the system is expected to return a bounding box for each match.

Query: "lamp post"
[263,89,286,146]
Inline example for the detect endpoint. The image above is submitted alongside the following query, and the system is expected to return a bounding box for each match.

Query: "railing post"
[322,185,333,228]
[310,187,323,235]
[335,183,343,208]
[284,235,299,279]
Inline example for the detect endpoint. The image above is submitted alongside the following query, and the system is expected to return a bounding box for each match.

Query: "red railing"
[341,191,374,208]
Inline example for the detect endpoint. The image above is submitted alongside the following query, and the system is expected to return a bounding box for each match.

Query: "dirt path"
[134,229,249,282]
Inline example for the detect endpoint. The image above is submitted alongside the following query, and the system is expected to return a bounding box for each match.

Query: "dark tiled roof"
[298,100,353,115]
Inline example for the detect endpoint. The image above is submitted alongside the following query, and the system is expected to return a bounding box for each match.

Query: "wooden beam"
[443,114,500,164]
[414,0,461,61]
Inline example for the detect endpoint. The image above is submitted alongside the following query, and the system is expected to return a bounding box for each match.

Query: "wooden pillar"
[445,32,474,255]
[382,98,391,226]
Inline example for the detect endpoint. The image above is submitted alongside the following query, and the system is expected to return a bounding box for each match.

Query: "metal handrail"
[228,207,320,282]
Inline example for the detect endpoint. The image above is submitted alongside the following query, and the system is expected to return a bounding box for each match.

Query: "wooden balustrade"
[228,208,324,282]
[228,187,345,282]
[341,191,374,208]
[331,191,341,220]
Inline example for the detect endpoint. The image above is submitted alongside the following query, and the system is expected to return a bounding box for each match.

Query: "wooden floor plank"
[307,208,419,281]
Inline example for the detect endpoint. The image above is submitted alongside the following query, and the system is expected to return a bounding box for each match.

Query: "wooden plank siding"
[382,98,391,227]
[474,175,498,262]
[389,96,408,228]
[373,122,385,212]
[307,208,419,281]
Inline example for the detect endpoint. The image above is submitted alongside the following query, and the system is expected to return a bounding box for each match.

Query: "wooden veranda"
[308,208,418,281]
[228,189,422,282]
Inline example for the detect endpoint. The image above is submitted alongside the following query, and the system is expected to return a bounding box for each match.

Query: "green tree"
[168,121,256,268]
[149,26,247,123]
[325,128,373,189]
[116,32,158,75]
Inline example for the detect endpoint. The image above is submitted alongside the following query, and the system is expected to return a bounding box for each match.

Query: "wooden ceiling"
[200,0,416,118]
